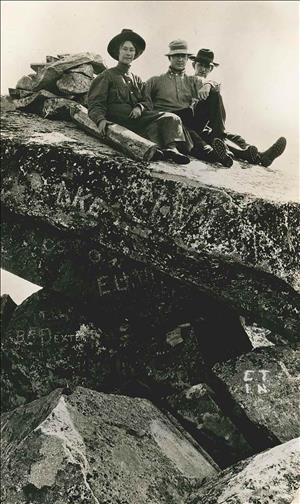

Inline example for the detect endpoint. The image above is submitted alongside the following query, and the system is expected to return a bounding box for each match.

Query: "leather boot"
[212,138,234,168]
[259,137,287,167]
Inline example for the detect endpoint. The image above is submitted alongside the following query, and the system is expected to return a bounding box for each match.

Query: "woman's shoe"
[212,138,234,168]
[163,148,190,165]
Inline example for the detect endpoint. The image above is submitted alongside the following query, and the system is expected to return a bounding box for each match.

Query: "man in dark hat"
[145,39,234,167]
[191,48,287,167]
[88,29,191,164]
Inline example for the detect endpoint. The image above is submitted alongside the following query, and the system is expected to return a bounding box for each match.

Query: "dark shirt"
[88,62,150,125]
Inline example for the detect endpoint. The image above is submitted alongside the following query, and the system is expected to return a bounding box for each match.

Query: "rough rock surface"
[1,387,218,503]
[187,437,300,504]
[1,111,299,343]
[165,383,254,468]
[1,208,253,366]
[56,73,92,95]
[1,294,17,333]
[213,346,300,443]
[1,289,118,412]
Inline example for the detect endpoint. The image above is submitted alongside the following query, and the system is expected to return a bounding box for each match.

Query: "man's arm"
[87,71,110,125]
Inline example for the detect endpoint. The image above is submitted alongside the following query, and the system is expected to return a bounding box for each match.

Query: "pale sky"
[1,1,299,303]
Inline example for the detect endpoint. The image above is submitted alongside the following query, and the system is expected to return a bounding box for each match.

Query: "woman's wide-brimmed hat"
[189,48,219,67]
[165,39,193,56]
[107,29,146,60]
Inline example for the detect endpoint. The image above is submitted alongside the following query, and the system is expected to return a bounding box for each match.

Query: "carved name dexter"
[56,181,108,218]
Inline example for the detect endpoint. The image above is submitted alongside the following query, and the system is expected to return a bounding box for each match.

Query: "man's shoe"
[259,137,287,167]
[212,138,234,168]
[163,148,190,165]
[151,149,165,162]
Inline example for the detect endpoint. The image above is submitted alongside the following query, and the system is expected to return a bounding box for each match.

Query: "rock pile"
[7,53,159,161]
[9,53,106,119]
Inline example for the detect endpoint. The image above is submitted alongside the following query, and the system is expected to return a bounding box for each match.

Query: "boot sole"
[212,139,233,168]
[260,137,287,167]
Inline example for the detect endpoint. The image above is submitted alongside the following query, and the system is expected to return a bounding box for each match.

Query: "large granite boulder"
[1,111,299,344]
[187,437,300,504]
[1,387,218,503]
[1,289,118,412]
[213,346,300,443]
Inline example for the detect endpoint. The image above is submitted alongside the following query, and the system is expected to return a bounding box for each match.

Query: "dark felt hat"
[189,48,219,67]
[107,29,146,60]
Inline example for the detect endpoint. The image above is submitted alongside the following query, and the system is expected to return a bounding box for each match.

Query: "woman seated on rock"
[88,29,191,164]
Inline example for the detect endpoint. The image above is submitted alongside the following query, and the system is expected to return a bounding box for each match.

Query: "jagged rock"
[68,63,94,78]
[46,55,59,63]
[1,387,218,503]
[16,75,36,91]
[9,88,33,99]
[12,90,57,114]
[213,346,300,443]
[187,437,300,504]
[30,63,46,74]
[1,111,299,344]
[241,318,276,348]
[1,294,17,334]
[165,383,254,468]
[1,290,117,412]
[33,52,106,92]
[41,98,85,120]
[56,73,92,95]
[1,209,253,368]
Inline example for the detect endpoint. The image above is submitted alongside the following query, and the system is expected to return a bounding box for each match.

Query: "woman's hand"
[98,119,113,138]
[198,83,211,101]
[129,106,142,119]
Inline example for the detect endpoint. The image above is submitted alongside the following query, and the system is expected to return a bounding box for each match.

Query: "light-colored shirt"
[145,69,217,112]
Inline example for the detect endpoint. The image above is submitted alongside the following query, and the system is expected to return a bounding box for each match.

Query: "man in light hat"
[145,39,234,167]
[88,29,191,164]
[191,48,287,167]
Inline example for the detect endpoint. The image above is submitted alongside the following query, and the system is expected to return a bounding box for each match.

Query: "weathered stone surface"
[46,55,59,63]
[165,383,254,468]
[213,346,300,443]
[16,75,36,91]
[32,52,106,91]
[41,98,85,120]
[68,63,94,78]
[1,209,253,367]
[9,88,33,99]
[187,437,300,504]
[1,289,118,412]
[1,387,218,503]
[56,73,92,95]
[1,294,17,333]
[1,111,299,344]
[30,63,46,74]
[12,90,57,114]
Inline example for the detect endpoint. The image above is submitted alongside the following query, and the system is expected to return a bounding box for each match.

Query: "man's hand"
[198,83,211,101]
[98,119,113,138]
[129,106,142,119]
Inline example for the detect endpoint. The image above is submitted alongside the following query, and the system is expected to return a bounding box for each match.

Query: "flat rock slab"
[187,437,300,504]
[0,294,17,332]
[1,111,300,343]
[213,346,300,443]
[1,387,218,503]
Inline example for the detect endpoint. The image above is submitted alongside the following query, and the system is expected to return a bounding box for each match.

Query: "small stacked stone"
[8,52,106,120]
